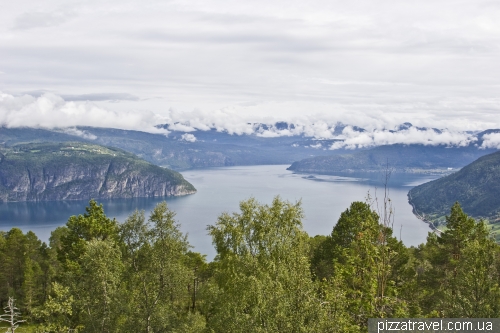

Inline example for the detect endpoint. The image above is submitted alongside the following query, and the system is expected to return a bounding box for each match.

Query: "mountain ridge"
[287,144,498,174]
[0,142,196,202]
[408,150,500,224]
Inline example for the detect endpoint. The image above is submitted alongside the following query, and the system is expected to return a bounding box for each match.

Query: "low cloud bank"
[481,133,500,149]
[330,126,475,150]
[0,92,167,134]
[0,92,493,149]
[166,110,479,148]
[167,109,256,135]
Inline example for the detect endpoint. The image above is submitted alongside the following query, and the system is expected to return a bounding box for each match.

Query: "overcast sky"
[1,0,500,141]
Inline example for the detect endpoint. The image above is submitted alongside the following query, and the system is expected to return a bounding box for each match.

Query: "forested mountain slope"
[0,127,338,170]
[409,150,500,234]
[0,142,196,201]
[288,144,498,174]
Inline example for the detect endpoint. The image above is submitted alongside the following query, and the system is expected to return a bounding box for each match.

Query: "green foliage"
[409,150,500,235]
[32,282,73,333]
[1,198,499,332]
[119,203,203,333]
[308,235,333,280]
[327,202,410,330]
[77,239,124,333]
[204,197,323,332]
[0,229,48,317]
[412,203,500,318]
[58,199,119,271]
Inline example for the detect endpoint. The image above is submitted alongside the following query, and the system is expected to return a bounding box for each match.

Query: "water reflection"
[0,165,441,259]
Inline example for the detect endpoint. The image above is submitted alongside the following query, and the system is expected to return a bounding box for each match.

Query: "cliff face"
[0,143,196,202]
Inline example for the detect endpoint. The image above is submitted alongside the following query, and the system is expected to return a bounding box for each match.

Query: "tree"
[204,197,323,332]
[119,203,204,333]
[58,199,119,271]
[21,231,45,316]
[0,229,47,315]
[420,202,500,317]
[54,200,121,331]
[327,201,409,329]
[0,297,25,332]
[0,229,27,305]
[78,239,124,333]
[33,282,74,333]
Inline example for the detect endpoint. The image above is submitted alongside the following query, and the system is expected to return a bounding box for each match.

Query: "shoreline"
[407,191,442,235]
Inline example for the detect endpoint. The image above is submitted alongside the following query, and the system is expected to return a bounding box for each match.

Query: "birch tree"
[204,197,323,332]
[119,203,204,333]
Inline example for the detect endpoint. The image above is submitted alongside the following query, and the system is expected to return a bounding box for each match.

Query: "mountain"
[1,125,499,172]
[0,142,196,202]
[408,150,500,238]
[0,126,340,170]
[287,144,498,174]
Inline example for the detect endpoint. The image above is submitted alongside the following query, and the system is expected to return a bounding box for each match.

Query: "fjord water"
[0,165,438,259]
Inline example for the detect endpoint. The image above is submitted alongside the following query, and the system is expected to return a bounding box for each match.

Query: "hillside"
[408,151,500,239]
[287,144,498,174]
[0,127,339,170]
[2,126,499,172]
[0,142,196,201]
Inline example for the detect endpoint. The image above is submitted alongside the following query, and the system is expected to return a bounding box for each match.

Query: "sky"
[1,0,500,145]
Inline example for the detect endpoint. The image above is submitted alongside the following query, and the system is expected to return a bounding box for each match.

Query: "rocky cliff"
[0,142,196,201]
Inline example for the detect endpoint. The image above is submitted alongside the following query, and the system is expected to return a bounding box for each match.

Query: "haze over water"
[0,165,438,260]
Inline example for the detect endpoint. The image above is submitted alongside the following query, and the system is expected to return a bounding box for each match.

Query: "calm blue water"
[0,165,439,259]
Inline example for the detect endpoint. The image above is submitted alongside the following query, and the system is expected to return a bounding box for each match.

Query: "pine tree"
[420,202,500,317]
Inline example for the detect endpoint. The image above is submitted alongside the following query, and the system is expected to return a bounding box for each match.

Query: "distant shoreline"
[407,191,442,235]
[287,168,456,176]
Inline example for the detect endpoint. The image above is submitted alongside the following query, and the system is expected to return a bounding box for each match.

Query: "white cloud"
[60,127,97,140]
[329,126,475,150]
[180,133,197,142]
[167,108,255,135]
[0,92,168,134]
[1,0,500,134]
[481,133,500,149]
[0,91,493,148]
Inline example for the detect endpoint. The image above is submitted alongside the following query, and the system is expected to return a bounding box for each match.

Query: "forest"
[1,195,499,333]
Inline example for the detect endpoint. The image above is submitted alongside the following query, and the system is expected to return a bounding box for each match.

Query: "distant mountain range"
[0,142,195,202]
[0,124,498,173]
[0,126,347,170]
[287,141,498,174]
[2,123,499,207]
